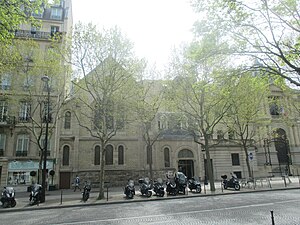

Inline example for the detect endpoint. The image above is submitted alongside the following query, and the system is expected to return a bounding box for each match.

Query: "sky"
[71,0,198,71]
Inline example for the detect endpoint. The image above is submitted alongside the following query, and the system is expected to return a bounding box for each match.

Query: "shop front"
[8,160,54,185]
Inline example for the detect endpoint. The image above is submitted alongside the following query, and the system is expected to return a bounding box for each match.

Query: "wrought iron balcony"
[14,30,52,40]
[16,151,28,157]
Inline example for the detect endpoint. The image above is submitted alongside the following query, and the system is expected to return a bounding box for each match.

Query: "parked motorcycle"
[82,182,91,202]
[1,187,16,208]
[152,178,165,197]
[29,184,42,205]
[124,179,135,199]
[188,176,202,193]
[221,174,240,191]
[138,177,152,197]
[166,177,177,195]
[176,172,187,195]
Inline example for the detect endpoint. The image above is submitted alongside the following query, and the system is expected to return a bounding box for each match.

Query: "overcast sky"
[71,0,197,70]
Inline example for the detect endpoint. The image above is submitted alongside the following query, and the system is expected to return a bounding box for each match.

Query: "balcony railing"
[16,151,28,157]
[39,151,51,157]
[14,30,52,40]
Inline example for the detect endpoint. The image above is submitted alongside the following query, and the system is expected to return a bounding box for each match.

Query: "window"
[178,149,194,158]
[51,26,60,36]
[0,100,8,122]
[19,101,31,122]
[118,145,124,165]
[64,111,71,129]
[105,145,113,165]
[43,101,53,123]
[40,136,50,156]
[164,147,170,167]
[94,146,100,165]
[1,74,11,90]
[50,8,63,20]
[217,130,223,140]
[16,134,29,156]
[32,7,44,18]
[269,96,283,116]
[228,130,234,140]
[233,171,242,179]
[62,145,70,166]
[23,76,34,90]
[0,134,5,156]
[231,153,240,166]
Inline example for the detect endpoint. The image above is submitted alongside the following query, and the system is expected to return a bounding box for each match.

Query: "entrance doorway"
[178,160,194,178]
[59,172,71,189]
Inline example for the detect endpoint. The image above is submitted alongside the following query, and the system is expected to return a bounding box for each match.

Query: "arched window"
[62,145,70,166]
[118,145,124,165]
[178,149,194,158]
[105,145,113,165]
[64,111,71,129]
[164,147,170,167]
[94,145,100,165]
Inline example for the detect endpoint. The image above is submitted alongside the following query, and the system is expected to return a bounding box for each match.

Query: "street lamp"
[41,75,50,203]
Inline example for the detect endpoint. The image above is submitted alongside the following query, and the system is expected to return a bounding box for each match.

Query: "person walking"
[74,175,81,192]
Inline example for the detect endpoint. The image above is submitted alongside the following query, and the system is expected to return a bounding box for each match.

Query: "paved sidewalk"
[1,176,299,213]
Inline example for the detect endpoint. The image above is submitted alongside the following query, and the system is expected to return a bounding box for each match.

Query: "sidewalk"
[1,176,299,213]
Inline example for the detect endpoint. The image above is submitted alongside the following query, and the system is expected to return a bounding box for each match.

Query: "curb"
[0,186,299,214]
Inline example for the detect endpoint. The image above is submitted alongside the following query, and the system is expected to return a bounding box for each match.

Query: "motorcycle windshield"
[177,173,187,184]
[5,187,14,194]
[144,177,150,184]
[128,180,134,187]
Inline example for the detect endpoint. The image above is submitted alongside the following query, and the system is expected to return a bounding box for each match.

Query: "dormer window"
[50,8,63,20]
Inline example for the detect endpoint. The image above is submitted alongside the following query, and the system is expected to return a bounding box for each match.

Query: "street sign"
[248,152,254,161]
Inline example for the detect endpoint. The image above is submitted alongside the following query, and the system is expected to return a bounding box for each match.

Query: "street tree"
[191,0,300,86]
[167,40,232,191]
[224,72,270,178]
[133,68,165,180]
[0,0,58,43]
[69,23,143,199]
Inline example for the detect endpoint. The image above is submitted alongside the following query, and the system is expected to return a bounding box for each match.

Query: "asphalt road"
[1,189,300,225]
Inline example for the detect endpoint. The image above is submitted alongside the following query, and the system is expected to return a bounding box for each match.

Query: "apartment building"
[0,0,73,187]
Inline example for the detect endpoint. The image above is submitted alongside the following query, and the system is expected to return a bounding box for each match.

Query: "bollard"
[221,181,223,193]
[60,189,63,204]
[106,186,109,201]
[283,176,287,187]
[203,181,206,194]
[270,211,275,225]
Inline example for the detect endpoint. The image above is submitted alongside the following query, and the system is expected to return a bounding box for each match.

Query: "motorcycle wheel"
[234,184,241,191]
[196,187,201,193]
[146,190,152,198]
[2,201,8,208]
[159,191,165,197]
[128,192,133,199]
[11,200,16,208]
[83,194,89,202]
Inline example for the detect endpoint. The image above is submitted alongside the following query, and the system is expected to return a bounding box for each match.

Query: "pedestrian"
[74,175,81,192]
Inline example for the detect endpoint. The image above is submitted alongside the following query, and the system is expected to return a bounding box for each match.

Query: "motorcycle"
[29,184,42,205]
[1,187,16,208]
[188,176,202,193]
[166,177,177,195]
[152,178,165,197]
[124,179,135,199]
[221,174,240,191]
[82,182,91,202]
[138,177,152,197]
[176,172,187,195]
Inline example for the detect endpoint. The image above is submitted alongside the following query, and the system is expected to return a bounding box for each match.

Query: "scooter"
[29,184,42,205]
[176,172,187,195]
[1,187,16,208]
[221,175,240,191]
[166,177,177,195]
[82,182,91,202]
[124,179,135,199]
[138,177,152,197]
[188,176,202,193]
[152,178,165,197]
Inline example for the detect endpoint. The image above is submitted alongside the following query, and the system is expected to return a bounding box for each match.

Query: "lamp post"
[41,75,50,203]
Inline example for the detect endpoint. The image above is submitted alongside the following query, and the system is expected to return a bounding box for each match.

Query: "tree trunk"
[98,143,106,200]
[243,144,253,178]
[205,139,215,191]
[148,145,154,180]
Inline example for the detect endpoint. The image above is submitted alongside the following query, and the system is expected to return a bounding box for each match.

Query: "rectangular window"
[233,171,242,179]
[23,76,34,90]
[51,26,60,36]
[16,135,29,156]
[231,153,240,166]
[40,136,51,156]
[0,134,5,156]
[50,8,63,20]
[43,101,53,123]
[0,101,8,122]
[1,74,11,90]
[19,101,31,122]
